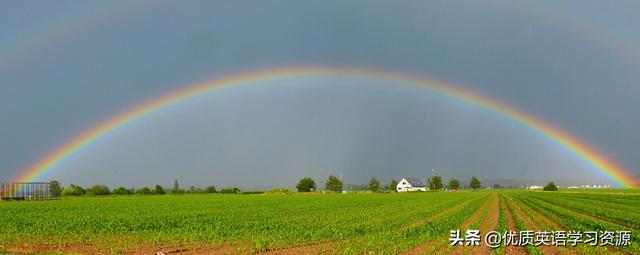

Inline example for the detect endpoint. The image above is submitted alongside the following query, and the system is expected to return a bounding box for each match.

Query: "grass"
[0,189,638,254]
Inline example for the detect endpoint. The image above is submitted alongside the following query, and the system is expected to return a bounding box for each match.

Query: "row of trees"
[295,176,483,193]
[425,176,482,190]
[58,179,237,196]
[51,177,557,197]
[295,175,344,192]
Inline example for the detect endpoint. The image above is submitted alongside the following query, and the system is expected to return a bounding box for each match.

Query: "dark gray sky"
[1,0,639,189]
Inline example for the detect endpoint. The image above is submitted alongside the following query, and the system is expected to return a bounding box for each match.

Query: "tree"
[296,177,317,192]
[205,185,217,193]
[171,180,185,194]
[389,179,399,192]
[155,185,165,195]
[49,180,62,197]
[113,187,131,195]
[90,185,111,195]
[470,176,482,190]
[543,182,558,191]
[325,175,343,193]
[368,177,381,192]
[449,179,460,190]
[137,187,153,195]
[70,184,86,196]
[429,176,443,190]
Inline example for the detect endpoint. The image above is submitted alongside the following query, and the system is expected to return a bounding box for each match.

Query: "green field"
[0,190,638,254]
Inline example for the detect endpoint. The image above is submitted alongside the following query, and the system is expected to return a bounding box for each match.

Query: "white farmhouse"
[396,177,427,192]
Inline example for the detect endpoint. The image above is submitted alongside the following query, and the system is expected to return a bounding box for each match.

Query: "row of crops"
[1,190,637,254]
[0,192,488,254]
[505,190,640,255]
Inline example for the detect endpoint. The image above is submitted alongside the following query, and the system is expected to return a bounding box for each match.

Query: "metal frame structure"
[1,182,59,201]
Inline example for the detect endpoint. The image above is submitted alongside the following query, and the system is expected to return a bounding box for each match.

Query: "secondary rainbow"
[13,66,638,187]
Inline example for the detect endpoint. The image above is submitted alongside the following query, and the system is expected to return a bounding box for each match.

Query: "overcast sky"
[1,0,639,189]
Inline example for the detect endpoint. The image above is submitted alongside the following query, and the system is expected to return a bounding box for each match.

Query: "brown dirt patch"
[257,241,337,255]
[4,244,104,255]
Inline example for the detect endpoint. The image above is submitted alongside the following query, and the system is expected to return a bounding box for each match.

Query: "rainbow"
[12,66,638,187]
[0,1,147,70]
[501,1,640,61]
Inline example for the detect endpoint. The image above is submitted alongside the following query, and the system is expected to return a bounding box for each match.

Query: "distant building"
[396,177,427,192]
[527,185,543,190]
[578,184,611,189]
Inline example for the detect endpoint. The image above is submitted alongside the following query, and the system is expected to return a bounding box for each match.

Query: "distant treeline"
[51,175,492,197]
[296,175,483,193]
[58,179,244,196]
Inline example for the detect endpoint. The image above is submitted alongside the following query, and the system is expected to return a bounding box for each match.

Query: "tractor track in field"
[502,196,529,255]
[398,195,485,232]
[506,197,562,255]
[401,195,491,255]
[465,193,500,255]
[447,193,499,255]
[514,197,581,255]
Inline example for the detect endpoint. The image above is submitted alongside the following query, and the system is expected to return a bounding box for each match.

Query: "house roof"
[403,177,426,187]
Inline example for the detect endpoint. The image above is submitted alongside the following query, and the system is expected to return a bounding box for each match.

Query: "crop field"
[0,190,638,254]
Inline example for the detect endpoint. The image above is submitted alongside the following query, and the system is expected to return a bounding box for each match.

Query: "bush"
[61,184,86,196]
[137,187,153,195]
[265,188,291,195]
[205,186,217,193]
[90,185,111,195]
[241,191,265,195]
[113,187,131,195]
[543,182,558,191]
[61,187,76,196]
[171,189,185,195]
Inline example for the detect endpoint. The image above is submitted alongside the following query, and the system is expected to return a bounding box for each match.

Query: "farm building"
[396,177,427,192]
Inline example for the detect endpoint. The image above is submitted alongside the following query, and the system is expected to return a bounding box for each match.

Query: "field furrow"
[501,195,529,255]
